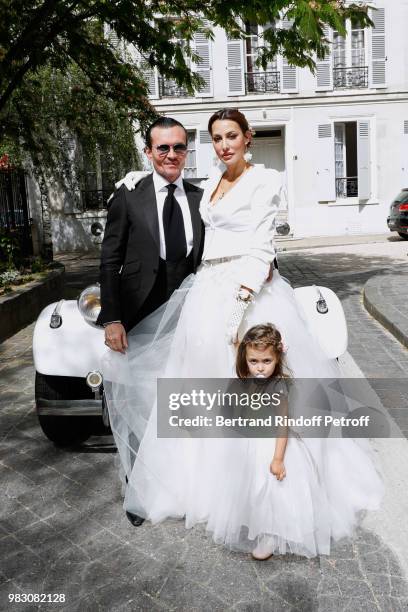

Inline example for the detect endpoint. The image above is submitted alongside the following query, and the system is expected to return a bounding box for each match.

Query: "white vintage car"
[33,285,109,446]
[32,243,348,446]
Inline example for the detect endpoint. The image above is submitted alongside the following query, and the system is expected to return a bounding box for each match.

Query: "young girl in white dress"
[103,108,384,559]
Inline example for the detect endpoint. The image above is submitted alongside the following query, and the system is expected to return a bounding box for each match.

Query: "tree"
[0,0,373,258]
[1,1,373,122]
[1,60,140,260]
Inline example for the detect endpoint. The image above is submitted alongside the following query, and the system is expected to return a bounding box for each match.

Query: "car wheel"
[398,232,408,240]
[35,372,92,446]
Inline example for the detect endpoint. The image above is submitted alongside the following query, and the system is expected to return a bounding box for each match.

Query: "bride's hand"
[265,263,274,283]
[107,171,149,204]
[225,286,254,345]
[115,171,149,191]
[270,459,286,481]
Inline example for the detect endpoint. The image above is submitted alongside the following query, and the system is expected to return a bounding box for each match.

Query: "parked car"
[32,223,348,447]
[387,189,408,239]
[33,284,110,446]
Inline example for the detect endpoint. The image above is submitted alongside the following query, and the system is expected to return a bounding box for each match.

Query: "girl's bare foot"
[251,537,274,560]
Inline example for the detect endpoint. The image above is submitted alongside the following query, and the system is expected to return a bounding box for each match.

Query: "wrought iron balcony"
[333,66,368,90]
[335,177,358,198]
[80,189,112,211]
[159,78,189,98]
[245,71,280,94]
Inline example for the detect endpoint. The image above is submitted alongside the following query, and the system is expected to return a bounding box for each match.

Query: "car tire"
[35,372,92,446]
[398,232,408,240]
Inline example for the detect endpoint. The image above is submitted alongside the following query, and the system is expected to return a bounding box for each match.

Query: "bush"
[0,269,20,287]
[30,256,46,273]
[14,274,34,285]
[0,230,21,269]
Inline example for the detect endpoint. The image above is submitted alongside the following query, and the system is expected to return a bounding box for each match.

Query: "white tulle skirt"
[102,257,384,558]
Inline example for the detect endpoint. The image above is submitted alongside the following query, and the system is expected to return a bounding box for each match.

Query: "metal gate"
[0,169,32,257]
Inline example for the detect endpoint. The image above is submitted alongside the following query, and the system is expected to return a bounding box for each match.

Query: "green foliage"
[0,229,46,274]
[30,256,47,273]
[0,229,21,269]
[0,269,20,287]
[0,269,35,291]
[0,245,48,292]
[0,0,373,178]
[3,61,141,187]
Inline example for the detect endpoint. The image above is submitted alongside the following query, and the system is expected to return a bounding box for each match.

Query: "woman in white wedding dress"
[103,108,383,559]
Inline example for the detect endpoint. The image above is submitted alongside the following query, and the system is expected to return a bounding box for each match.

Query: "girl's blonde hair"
[236,323,289,379]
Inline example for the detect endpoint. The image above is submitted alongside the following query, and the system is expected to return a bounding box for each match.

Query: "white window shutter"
[371,7,386,87]
[357,120,371,199]
[316,26,333,91]
[194,30,213,97]
[144,65,159,99]
[279,18,298,93]
[227,37,245,95]
[281,58,298,93]
[198,131,214,177]
[317,124,336,201]
[104,24,120,49]
[134,49,159,99]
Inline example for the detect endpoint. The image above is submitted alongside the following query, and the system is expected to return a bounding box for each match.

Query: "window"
[244,22,279,94]
[333,19,368,89]
[334,122,358,198]
[351,19,365,68]
[81,149,115,210]
[184,131,197,178]
[317,120,370,202]
[245,23,260,74]
[158,25,212,98]
[159,39,190,98]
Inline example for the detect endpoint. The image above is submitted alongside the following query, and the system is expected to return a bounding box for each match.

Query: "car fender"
[33,300,107,377]
[294,286,348,360]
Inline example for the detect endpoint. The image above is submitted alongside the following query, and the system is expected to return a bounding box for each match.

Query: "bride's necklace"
[217,164,250,200]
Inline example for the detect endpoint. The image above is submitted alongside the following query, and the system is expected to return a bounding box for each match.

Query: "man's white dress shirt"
[152,170,194,260]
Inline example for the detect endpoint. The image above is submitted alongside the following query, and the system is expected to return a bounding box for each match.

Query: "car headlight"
[77,284,101,326]
[86,370,103,390]
[276,222,290,236]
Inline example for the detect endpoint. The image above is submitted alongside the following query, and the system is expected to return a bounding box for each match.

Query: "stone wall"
[0,265,65,343]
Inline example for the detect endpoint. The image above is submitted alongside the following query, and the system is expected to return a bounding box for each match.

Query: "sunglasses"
[153,143,188,156]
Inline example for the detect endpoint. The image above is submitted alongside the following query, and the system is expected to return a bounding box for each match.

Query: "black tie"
[163,184,187,262]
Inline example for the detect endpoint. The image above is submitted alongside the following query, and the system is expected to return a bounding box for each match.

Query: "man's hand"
[104,323,128,354]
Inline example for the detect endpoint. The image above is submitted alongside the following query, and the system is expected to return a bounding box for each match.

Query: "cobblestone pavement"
[1,239,408,611]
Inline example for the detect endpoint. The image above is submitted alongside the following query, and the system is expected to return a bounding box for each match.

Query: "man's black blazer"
[96,173,204,330]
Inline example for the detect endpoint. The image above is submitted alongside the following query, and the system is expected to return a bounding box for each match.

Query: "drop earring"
[243,147,252,162]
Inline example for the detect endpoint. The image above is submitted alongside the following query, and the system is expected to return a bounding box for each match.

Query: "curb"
[276,232,396,252]
[363,274,408,350]
[0,264,65,343]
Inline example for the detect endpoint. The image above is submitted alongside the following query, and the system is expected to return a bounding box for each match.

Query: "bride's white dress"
[102,166,383,558]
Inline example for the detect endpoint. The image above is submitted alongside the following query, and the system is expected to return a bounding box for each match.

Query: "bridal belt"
[201,255,243,266]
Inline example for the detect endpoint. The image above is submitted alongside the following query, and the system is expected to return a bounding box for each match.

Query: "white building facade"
[140,1,408,238]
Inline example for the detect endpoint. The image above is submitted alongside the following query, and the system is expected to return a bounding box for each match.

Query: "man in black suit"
[97,116,204,525]
[97,116,203,342]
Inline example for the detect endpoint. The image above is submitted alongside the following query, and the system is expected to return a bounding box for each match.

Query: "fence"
[0,169,32,257]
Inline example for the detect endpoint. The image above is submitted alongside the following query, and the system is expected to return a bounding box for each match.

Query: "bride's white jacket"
[200,165,282,294]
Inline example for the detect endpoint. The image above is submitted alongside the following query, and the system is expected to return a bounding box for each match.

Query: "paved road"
[1,239,408,611]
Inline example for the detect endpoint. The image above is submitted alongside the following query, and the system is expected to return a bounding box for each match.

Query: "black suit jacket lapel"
[184,181,202,264]
[139,174,160,251]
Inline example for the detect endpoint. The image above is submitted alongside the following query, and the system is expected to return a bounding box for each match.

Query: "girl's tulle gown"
[102,166,383,558]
